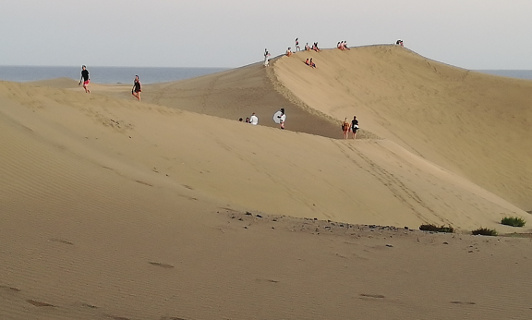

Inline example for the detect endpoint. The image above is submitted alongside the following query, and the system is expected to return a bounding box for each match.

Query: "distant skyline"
[2,0,532,69]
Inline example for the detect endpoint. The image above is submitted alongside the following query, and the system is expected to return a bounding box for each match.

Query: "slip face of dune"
[1,46,532,320]
[143,63,348,139]
[272,45,532,211]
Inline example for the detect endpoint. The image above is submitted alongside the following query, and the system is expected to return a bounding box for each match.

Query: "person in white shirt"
[279,108,286,129]
[249,112,259,125]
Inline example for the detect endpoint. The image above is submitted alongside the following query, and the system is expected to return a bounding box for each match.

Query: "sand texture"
[1,45,531,319]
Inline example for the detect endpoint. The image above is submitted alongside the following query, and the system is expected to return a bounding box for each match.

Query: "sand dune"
[273,45,532,210]
[1,46,531,319]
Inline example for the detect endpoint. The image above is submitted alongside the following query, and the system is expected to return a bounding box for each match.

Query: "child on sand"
[79,65,91,93]
[132,75,142,101]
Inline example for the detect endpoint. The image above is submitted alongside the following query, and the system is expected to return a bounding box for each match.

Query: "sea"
[1,66,532,84]
[0,66,228,84]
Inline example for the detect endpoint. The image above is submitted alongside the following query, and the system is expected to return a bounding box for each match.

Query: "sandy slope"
[273,45,532,210]
[1,46,532,319]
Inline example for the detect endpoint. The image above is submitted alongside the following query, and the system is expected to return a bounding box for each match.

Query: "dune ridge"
[1,45,532,319]
[271,45,532,210]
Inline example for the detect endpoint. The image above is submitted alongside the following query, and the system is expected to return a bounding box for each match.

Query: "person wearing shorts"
[351,116,359,139]
[132,75,142,101]
[79,65,91,93]
[342,117,350,139]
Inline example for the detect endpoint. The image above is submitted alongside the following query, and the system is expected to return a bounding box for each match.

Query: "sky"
[1,0,532,69]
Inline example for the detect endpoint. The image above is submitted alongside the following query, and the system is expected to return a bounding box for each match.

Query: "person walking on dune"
[79,65,91,93]
[351,116,359,139]
[132,75,142,101]
[342,117,350,139]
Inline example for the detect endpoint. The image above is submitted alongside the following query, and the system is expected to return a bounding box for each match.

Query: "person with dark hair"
[279,108,286,129]
[351,116,359,139]
[286,47,293,57]
[79,65,91,93]
[263,48,271,66]
[249,112,259,125]
[132,75,142,101]
[343,41,350,50]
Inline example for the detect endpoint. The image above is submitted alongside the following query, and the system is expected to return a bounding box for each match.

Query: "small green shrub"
[501,217,526,227]
[471,228,498,236]
[419,224,454,233]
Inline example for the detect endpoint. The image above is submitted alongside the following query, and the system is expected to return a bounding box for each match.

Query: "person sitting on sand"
[351,116,359,139]
[305,58,310,65]
[278,108,286,129]
[249,112,259,125]
[342,41,350,50]
[309,58,316,68]
[312,42,320,52]
[286,47,293,57]
[305,43,311,51]
[342,117,350,139]
[131,75,141,101]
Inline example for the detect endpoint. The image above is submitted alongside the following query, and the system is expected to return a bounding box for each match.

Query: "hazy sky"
[2,0,531,69]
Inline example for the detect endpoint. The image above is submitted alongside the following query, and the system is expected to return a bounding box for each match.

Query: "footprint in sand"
[106,316,130,320]
[135,180,153,187]
[148,261,175,269]
[360,293,385,299]
[81,302,98,309]
[50,238,74,245]
[0,285,21,293]
[26,299,55,307]
[450,301,476,305]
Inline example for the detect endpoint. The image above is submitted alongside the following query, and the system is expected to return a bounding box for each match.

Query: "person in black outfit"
[351,116,359,139]
[79,65,91,93]
[132,75,142,101]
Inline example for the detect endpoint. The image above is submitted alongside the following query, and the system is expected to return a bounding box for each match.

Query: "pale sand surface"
[1,45,531,319]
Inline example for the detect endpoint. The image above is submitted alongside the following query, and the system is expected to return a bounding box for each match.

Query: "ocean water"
[1,66,532,84]
[0,66,228,84]
[476,70,532,81]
